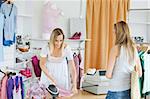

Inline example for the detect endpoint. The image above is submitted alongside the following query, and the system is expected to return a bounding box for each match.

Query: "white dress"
[40,44,73,91]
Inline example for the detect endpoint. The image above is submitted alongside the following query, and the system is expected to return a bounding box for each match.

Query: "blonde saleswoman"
[40,28,78,98]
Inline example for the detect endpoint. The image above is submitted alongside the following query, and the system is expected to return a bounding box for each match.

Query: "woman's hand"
[51,80,56,85]
[72,85,78,95]
[48,76,56,85]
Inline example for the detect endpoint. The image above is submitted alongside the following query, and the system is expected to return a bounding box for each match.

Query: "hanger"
[3,0,14,19]
[147,46,150,54]
[0,69,6,75]
[0,69,16,77]
[137,44,148,53]
[142,45,150,55]
[148,50,150,54]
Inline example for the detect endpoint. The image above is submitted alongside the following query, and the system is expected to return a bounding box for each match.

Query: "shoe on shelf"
[78,32,81,38]
[69,32,82,40]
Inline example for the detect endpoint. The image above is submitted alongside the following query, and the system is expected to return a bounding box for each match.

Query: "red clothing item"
[31,56,41,77]
[19,68,32,78]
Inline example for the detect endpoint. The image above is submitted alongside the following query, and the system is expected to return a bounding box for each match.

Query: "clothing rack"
[0,69,6,75]
[0,69,16,76]
[136,42,150,45]
[137,42,150,99]
[136,42,150,54]
[5,66,26,71]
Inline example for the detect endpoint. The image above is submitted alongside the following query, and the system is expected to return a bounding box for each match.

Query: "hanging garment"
[138,51,145,97]
[42,1,62,39]
[142,54,150,94]
[73,53,80,88]
[78,52,85,89]
[78,52,82,65]
[0,13,4,62]
[79,50,84,70]
[0,2,17,46]
[7,77,14,99]
[0,0,4,8]
[20,77,24,99]
[7,76,24,99]
[13,77,21,99]
[1,75,8,99]
[31,55,41,77]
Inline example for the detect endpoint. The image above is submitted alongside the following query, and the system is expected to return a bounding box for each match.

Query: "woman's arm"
[106,46,118,79]
[68,60,78,94]
[40,57,56,84]
[68,60,77,87]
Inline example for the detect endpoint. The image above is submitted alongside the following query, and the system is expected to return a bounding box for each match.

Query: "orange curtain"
[85,0,130,71]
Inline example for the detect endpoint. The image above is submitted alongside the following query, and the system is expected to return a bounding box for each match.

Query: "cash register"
[82,69,109,95]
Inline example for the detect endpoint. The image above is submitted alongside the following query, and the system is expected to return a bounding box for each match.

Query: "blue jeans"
[106,89,131,99]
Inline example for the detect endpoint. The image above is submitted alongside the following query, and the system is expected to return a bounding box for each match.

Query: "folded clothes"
[57,86,73,97]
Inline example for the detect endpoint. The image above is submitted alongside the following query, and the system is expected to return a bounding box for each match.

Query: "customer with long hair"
[106,21,142,99]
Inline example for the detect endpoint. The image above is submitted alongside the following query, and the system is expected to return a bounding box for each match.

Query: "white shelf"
[17,14,32,18]
[28,38,48,41]
[65,39,91,42]
[129,22,150,25]
[25,38,91,42]
[129,9,150,11]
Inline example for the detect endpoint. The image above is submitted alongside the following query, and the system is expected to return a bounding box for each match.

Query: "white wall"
[129,0,150,43]
[130,0,148,9]
[14,0,87,69]
[15,0,86,39]
[148,0,150,43]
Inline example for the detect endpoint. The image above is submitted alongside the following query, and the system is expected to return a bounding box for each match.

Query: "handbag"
[131,70,141,99]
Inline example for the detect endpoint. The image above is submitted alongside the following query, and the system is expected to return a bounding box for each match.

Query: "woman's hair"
[49,28,65,55]
[114,21,135,63]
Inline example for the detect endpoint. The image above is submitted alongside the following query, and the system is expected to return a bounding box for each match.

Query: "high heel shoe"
[69,32,82,40]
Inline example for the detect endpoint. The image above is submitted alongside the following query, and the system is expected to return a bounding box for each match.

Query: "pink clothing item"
[0,89,1,99]
[1,75,8,99]
[27,83,47,99]
[73,53,79,77]
[57,86,72,97]
[42,1,62,39]
[73,53,80,89]
[73,52,84,89]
